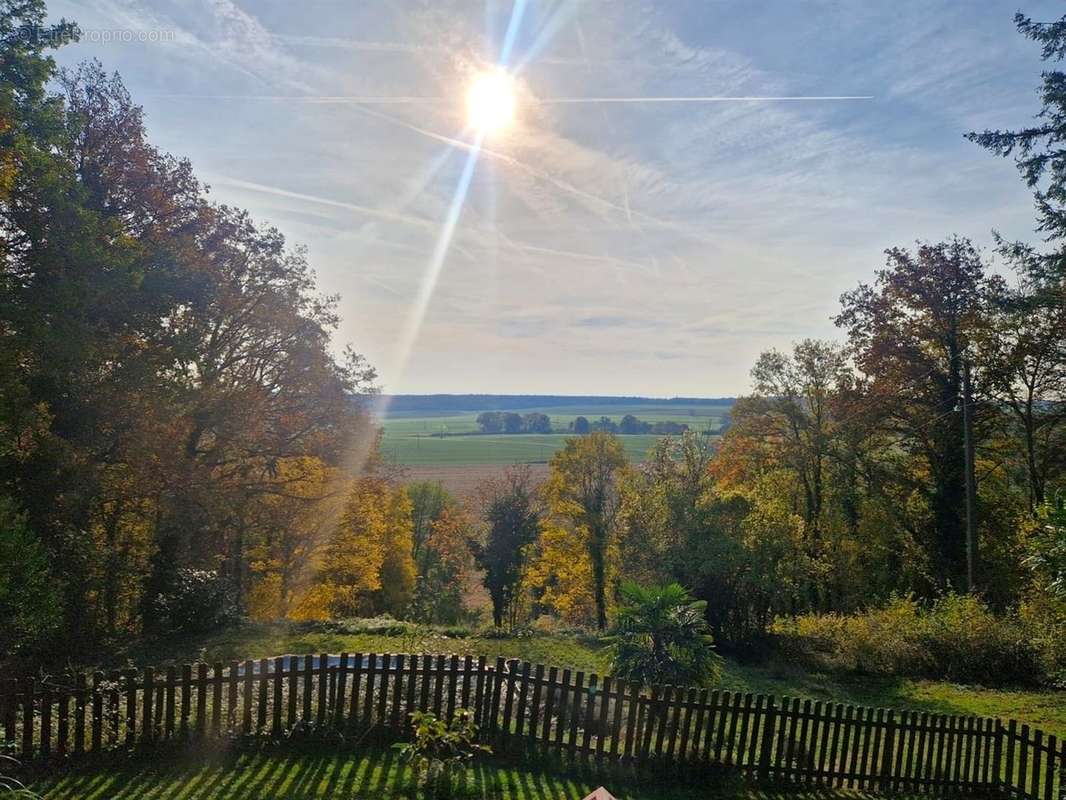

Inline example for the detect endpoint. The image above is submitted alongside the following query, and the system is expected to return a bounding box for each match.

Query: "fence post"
[758,695,777,781]
[142,667,154,745]
[992,719,1004,794]
[488,657,505,734]
[881,709,896,793]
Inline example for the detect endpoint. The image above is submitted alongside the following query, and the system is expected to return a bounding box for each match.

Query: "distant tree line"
[568,415,693,435]
[475,412,553,434]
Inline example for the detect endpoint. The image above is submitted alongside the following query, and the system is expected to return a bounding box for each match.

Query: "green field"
[380,403,732,466]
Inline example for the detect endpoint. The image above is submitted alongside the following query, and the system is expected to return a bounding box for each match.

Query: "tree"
[320,476,414,618]
[472,466,540,628]
[543,433,628,629]
[619,414,649,434]
[377,487,417,616]
[476,412,503,433]
[522,412,552,434]
[979,268,1066,511]
[835,239,995,591]
[502,412,524,434]
[572,416,590,434]
[607,581,722,687]
[413,505,474,624]
[736,340,849,549]
[408,482,453,568]
[967,11,1066,272]
[0,38,378,648]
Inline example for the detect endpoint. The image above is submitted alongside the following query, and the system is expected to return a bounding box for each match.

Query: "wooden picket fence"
[1,653,1062,800]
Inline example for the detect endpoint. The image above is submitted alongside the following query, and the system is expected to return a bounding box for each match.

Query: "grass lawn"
[28,744,901,800]
[102,622,1066,739]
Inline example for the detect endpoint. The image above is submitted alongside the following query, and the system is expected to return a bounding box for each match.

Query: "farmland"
[379,400,733,466]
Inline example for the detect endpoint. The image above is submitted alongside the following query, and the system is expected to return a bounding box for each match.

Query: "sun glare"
[466,70,516,133]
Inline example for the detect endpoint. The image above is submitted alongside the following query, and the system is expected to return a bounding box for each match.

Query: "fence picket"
[55,687,68,757]
[7,648,1059,800]
[500,659,517,744]
[211,663,223,737]
[391,654,406,730]
[1042,734,1056,800]
[581,674,597,761]
[445,655,459,721]
[199,663,210,738]
[73,674,86,755]
[141,668,153,745]
[554,668,571,757]
[597,676,613,762]
[527,663,544,753]
[377,654,391,727]
[124,669,136,747]
[622,678,635,759]
[514,661,530,741]
[348,653,363,728]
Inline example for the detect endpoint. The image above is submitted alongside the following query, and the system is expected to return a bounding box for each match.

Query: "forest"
[0,1,1064,703]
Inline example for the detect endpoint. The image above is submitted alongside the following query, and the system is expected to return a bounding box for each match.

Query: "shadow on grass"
[27,743,914,800]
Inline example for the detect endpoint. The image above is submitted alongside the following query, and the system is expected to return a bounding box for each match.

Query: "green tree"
[472,466,540,629]
[408,481,453,568]
[543,432,628,629]
[607,581,722,687]
[967,11,1066,271]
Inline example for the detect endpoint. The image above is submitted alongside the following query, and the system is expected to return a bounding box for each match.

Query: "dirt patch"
[398,462,549,502]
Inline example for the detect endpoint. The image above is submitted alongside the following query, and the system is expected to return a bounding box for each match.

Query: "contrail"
[541,95,874,103]
[151,94,873,104]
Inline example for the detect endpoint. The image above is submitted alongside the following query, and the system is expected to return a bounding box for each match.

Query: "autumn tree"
[320,476,415,618]
[413,505,474,624]
[835,238,995,591]
[737,340,849,548]
[542,432,628,629]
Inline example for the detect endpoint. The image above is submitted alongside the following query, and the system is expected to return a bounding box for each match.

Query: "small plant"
[0,754,40,799]
[393,709,491,799]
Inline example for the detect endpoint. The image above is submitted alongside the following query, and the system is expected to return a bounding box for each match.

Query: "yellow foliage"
[525,522,598,626]
[320,476,416,617]
[376,486,416,615]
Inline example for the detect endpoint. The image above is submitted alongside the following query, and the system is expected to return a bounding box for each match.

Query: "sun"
[466,70,516,134]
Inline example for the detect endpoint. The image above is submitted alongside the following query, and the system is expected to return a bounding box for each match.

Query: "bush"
[775,594,1055,687]
[607,582,723,687]
[0,498,60,659]
[394,709,491,799]
[149,569,240,635]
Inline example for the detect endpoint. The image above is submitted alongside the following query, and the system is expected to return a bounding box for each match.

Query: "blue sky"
[46,0,1058,396]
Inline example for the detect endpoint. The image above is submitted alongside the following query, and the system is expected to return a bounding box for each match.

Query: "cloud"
[45,0,1048,395]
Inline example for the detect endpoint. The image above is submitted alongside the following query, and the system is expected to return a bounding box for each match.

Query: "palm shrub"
[607,581,723,687]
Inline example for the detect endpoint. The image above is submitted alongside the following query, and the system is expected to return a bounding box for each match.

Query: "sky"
[44,0,1060,397]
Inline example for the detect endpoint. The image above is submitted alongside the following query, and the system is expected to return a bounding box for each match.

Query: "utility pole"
[962,355,978,592]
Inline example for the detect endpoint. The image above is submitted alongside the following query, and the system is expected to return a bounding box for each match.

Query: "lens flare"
[466,70,516,133]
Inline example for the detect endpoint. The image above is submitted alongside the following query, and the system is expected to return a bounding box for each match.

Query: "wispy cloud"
[46,0,1049,395]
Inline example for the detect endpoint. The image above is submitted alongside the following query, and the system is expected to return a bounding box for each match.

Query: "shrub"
[149,569,240,635]
[607,582,723,687]
[0,498,60,659]
[394,709,491,799]
[775,593,1054,687]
